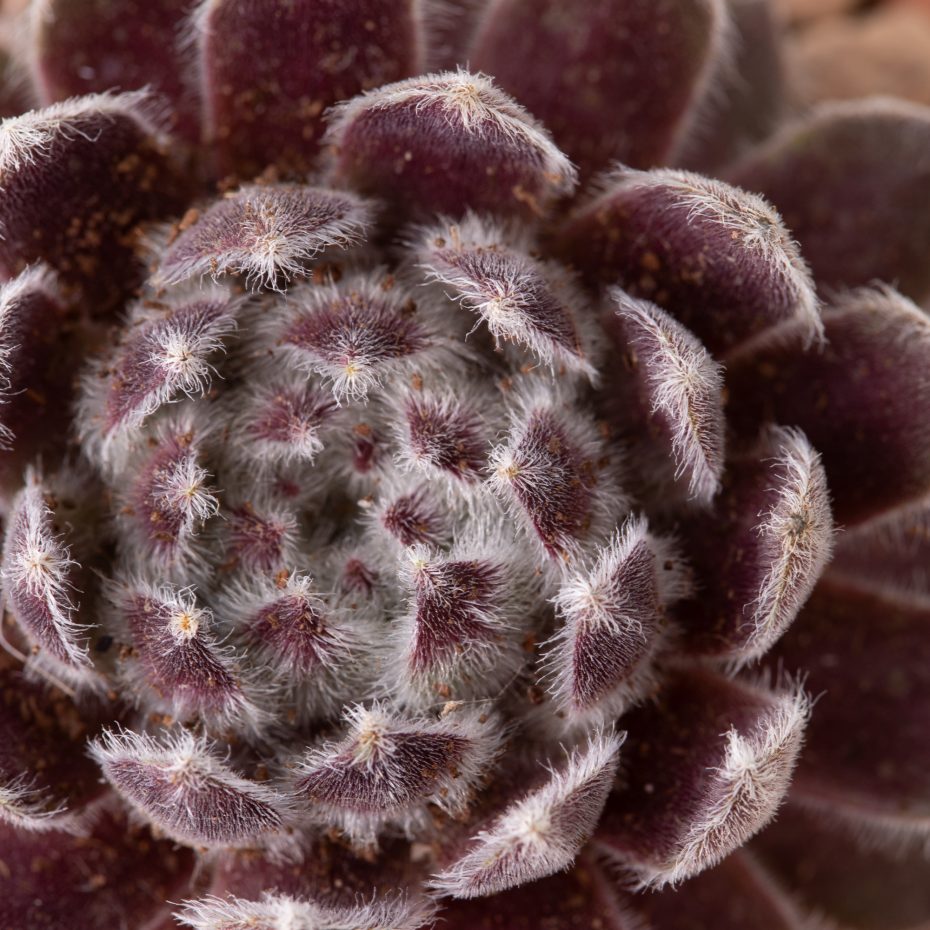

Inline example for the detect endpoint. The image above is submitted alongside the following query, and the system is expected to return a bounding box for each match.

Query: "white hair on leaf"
[90,728,292,849]
[744,427,834,663]
[610,289,725,504]
[430,728,624,898]
[174,889,438,930]
[544,515,690,728]
[154,184,375,292]
[292,700,502,848]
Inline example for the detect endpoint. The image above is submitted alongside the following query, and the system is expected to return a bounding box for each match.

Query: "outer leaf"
[555,167,820,357]
[432,730,623,897]
[326,70,577,222]
[91,728,289,848]
[468,0,730,176]
[595,668,810,887]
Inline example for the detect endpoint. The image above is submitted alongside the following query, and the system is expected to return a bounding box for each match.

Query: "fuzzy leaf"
[0,92,184,307]
[92,729,288,848]
[1,472,90,671]
[414,214,595,377]
[157,185,374,290]
[545,516,689,726]
[556,168,820,357]
[274,273,456,403]
[109,580,266,735]
[607,291,726,503]
[175,891,436,930]
[489,389,622,562]
[432,730,623,897]
[676,427,834,663]
[293,703,499,845]
[595,668,810,887]
[326,70,576,222]
[468,0,730,176]
[195,0,422,179]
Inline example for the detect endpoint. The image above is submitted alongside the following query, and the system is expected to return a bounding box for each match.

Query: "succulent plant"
[0,1,928,929]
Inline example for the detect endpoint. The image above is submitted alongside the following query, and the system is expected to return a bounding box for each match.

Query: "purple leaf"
[544,516,689,726]
[555,167,821,357]
[0,92,185,308]
[676,427,834,664]
[606,290,726,504]
[31,0,200,141]
[108,579,268,735]
[726,286,930,526]
[595,668,810,887]
[156,185,374,290]
[194,0,423,179]
[91,728,289,848]
[730,97,930,301]
[413,214,596,378]
[0,806,194,930]
[326,70,577,223]
[468,0,731,176]
[765,576,930,848]
[432,730,623,897]
[293,702,500,846]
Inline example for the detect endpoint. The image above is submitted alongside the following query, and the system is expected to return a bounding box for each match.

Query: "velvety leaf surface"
[196,0,422,179]
[326,71,577,223]
[555,168,820,357]
[730,98,930,301]
[726,286,930,526]
[468,0,728,177]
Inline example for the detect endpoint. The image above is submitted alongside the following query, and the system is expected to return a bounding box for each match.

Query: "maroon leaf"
[0,666,104,831]
[370,483,452,549]
[753,804,930,930]
[92,728,289,848]
[676,427,834,664]
[605,290,726,504]
[383,540,529,706]
[0,806,194,930]
[413,214,596,378]
[634,848,808,930]
[1,472,91,675]
[80,289,238,456]
[0,92,185,308]
[489,387,623,563]
[109,580,267,735]
[0,266,74,466]
[595,667,810,887]
[730,97,930,301]
[726,286,930,526]
[326,70,577,223]
[214,499,299,574]
[293,702,500,846]
[274,272,459,403]
[438,853,643,930]
[31,0,199,141]
[217,571,368,723]
[194,0,423,179]
[468,0,730,177]
[765,577,930,847]
[156,185,374,290]
[555,168,820,357]
[677,0,786,173]
[432,729,623,897]
[544,516,689,727]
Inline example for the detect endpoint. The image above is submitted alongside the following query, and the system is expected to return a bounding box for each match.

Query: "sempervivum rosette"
[0,2,928,929]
